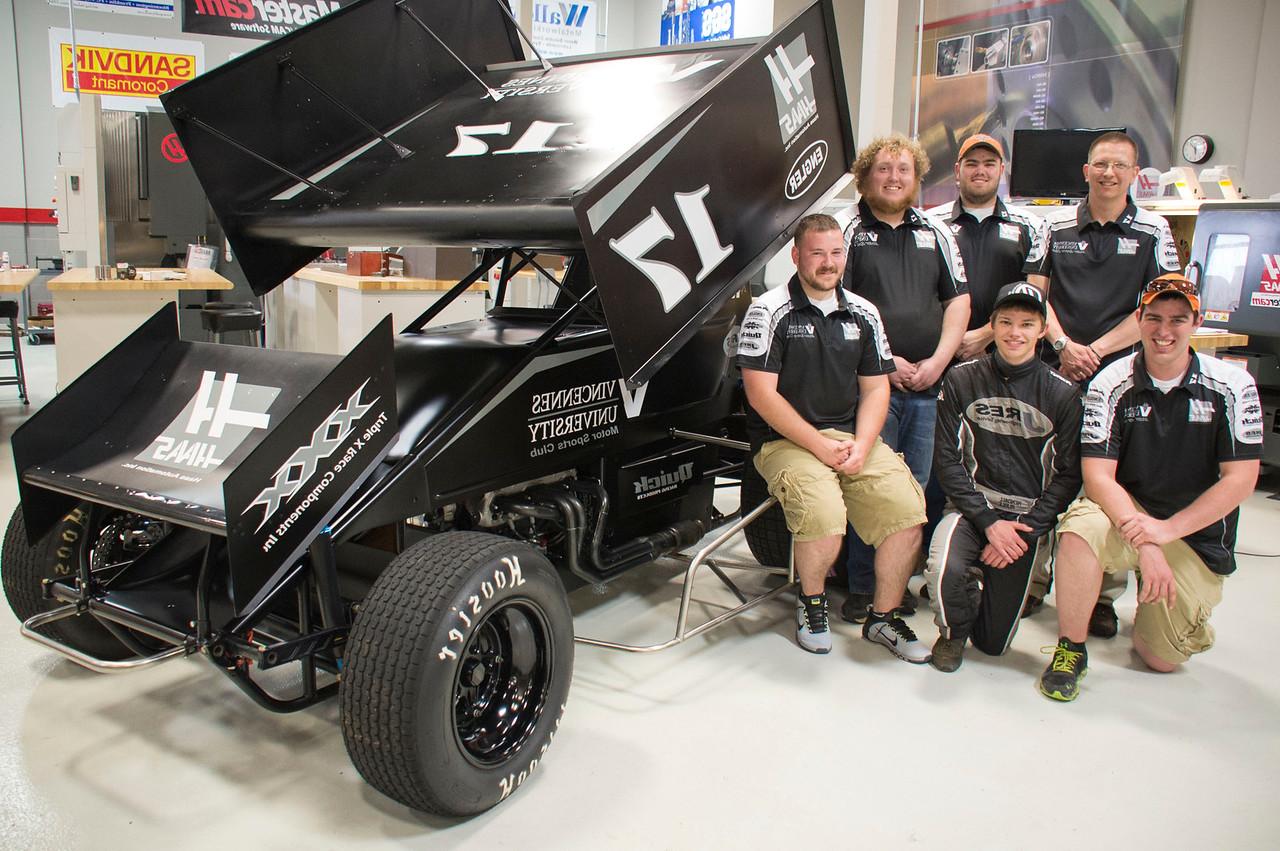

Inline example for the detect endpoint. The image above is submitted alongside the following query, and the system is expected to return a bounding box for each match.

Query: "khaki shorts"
[1057,497,1225,665]
[754,430,926,546]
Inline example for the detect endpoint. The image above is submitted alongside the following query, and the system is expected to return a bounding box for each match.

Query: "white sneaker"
[796,595,832,654]
[863,613,931,664]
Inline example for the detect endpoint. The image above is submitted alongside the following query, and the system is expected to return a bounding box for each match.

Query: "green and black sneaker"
[1040,638,1088,702]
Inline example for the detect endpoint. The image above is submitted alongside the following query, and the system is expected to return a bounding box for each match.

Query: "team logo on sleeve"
[737,309,768,358]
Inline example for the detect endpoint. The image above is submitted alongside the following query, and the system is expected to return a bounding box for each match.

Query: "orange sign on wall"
[59,42,198,98]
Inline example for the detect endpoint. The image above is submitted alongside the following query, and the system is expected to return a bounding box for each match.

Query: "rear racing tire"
[2,504,132,660]
[341,531,574,816]
[740,463,791,568]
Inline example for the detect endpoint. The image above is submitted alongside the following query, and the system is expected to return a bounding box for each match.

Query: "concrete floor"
[1,341,1279,850]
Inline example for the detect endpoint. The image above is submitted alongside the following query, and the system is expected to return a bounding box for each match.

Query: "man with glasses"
[1027,131,1181,633]
[1039,274,1261,701]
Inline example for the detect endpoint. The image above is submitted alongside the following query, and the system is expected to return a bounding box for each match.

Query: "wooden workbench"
[0,268,40,294]
[266,266,487,354]
[1190,330,1249,354]
[48,267,232,390]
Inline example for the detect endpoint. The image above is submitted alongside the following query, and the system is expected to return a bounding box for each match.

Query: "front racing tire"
[341,531,574,816]
[2,505,132,660]
[740,463,792,568]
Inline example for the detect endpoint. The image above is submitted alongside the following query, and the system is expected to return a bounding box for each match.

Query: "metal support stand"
[573,496,794,653]
[21,605,192,673]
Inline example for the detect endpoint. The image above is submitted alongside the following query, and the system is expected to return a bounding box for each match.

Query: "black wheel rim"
[452,598,554,767]
[87,510,170,588]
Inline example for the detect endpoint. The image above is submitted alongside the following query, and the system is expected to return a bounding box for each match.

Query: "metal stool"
[0,300,29,404]
[199,301,264,346]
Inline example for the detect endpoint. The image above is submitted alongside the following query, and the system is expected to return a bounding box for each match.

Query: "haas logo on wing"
[764,33,818,148]
[138,371,278,473]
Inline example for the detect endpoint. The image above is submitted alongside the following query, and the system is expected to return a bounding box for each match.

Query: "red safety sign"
[161,133,187,164]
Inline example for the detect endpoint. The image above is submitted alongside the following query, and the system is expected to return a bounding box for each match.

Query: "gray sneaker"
[796,594,832,654]
[863,612,931,664]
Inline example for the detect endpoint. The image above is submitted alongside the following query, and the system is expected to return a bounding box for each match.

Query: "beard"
[960,184,998,207]
[799,267,841,292]
[867,191,914,218]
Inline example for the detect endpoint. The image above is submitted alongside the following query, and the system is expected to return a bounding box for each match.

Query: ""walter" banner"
[181,0,342,41]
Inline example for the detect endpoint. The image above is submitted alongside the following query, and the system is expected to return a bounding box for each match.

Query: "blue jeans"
[845,388,936,594]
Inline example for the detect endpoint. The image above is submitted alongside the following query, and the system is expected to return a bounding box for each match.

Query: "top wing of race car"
[162,0,855,384]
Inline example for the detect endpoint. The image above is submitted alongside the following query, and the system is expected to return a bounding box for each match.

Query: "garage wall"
[4,0,1278,266]
[1177,0,1280,198]
[0,0,249,265]
[886,0,1280,199]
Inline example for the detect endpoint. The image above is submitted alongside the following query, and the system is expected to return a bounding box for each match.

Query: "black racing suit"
[928,352,1082,653]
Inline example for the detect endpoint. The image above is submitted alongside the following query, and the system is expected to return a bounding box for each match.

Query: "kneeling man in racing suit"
[925,282,1082,671]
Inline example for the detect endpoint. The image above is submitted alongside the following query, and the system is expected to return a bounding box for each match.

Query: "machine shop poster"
[661,0,735,46]
[913,0,1186,207]
[48,28,205,111]
[531,1,597,58]
[181,0,342,40]
[48,0,174,17]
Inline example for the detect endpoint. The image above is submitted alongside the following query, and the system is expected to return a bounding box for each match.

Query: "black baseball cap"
[991,281,1047,317]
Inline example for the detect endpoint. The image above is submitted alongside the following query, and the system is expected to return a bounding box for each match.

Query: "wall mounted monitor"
[1009,128,1123,199]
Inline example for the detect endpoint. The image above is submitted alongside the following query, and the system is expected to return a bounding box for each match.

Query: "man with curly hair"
[839,134,970,626]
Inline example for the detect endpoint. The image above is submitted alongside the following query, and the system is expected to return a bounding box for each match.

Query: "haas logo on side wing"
[137,371,278,475]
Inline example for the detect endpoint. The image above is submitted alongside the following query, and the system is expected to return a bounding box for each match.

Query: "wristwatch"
[1052,335,1069,352]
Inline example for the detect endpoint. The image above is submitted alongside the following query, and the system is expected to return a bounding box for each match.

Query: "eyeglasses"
[1089,160,1134,173]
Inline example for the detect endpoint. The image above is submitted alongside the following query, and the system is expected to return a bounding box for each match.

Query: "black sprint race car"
[2,0,852,817]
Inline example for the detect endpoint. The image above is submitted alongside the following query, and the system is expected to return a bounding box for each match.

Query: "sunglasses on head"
[1143,276,1197,298]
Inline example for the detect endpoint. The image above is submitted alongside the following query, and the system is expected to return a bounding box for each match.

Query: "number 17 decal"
[607,186,733,313]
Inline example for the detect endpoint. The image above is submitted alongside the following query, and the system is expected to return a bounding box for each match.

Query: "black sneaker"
[1040,638,1088,702]
[1088,601,1118,638]
[930,636,965,672]
[840,592,874,624]
[1020,594,1044,619]
[898,586,918,616]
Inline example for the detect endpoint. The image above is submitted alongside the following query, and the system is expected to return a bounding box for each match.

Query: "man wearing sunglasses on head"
[1027,130,1182,634]
[1039,274,1262,701]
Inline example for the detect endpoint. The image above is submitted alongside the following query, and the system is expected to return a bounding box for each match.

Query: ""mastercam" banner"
[181,0,342,41]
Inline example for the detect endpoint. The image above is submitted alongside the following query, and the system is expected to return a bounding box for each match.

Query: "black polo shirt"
[1081,351,1263,575]
[925,198,1048,329]
[738,275,895,448]
[841,200,967,363]
[1040,200,1181,348]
